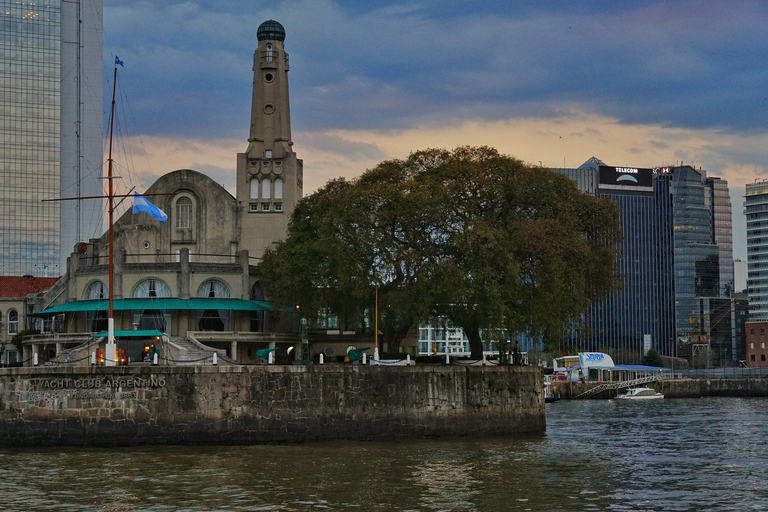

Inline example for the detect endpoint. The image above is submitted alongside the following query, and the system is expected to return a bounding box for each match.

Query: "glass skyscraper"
[0,0,103,277]
[555,161,730,361]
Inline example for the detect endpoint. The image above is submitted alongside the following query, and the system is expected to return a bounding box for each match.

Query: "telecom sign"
[598,165,654,190]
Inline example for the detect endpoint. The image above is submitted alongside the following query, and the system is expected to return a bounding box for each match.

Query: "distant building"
[707,177,735,297]
[0,275,58,364]
[734,259,747,294]
[554,161,733,363]
[745,181,768,320]
[0,0,104,276]
[744,321,768,367]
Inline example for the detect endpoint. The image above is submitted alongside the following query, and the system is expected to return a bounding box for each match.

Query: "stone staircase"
[55,343,94,366]
[169,336,228,366]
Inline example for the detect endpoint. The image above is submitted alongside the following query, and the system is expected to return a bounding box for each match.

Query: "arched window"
[85,280,107,299]
[175,197,192,229]
[8,310,19,335]
[133,279,172,333]
[261,179,271,199]
[85,281,108,332]
[274,178,283,199]
[250,179,259,199]
[196,279,230,331]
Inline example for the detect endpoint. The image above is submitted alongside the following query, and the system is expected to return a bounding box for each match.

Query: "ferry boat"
[616,387,664,400]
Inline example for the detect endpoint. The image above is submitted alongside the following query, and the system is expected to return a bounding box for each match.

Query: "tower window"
[266,44,274,62]
[262,203,271,211]
[250,179,259,199]
[265,149,272,158]
[261,179,271,199]
[265,73,274,82]
[274,178,283,199]
[274,203,282,212]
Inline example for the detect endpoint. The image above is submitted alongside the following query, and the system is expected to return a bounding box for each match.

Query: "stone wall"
[0,365,544,446]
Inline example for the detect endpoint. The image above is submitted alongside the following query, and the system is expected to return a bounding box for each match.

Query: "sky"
[102,0,768,260]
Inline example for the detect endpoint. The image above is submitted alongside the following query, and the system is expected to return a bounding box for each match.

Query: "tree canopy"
[260,146,623,358]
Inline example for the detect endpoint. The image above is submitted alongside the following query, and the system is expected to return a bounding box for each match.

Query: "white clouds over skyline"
[103,0,768,259]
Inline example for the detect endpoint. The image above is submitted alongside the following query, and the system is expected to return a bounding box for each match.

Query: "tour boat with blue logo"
[616,387,664,400]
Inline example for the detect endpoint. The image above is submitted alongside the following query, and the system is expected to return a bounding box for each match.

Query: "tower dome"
[257,20,285,42]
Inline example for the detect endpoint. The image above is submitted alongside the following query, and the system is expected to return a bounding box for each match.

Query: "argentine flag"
[132,192,167,223]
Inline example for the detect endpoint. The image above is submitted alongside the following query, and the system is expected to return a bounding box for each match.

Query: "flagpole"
[105,62,118,367]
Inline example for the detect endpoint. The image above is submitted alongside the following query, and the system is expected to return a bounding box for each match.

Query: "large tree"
[261,146,622,358]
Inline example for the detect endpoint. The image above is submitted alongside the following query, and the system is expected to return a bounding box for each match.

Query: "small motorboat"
[616,387,664,400]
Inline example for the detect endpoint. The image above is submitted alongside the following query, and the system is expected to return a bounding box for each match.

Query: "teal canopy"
[94,330,164,338]
[31,298,277,317]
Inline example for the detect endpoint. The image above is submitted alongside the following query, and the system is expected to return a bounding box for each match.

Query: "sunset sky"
[102,1,768,259]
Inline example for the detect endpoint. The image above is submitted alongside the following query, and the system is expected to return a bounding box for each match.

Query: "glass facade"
[0,0,102,277]
[745,181,768,320]
[554,161,727,361]
[671,166,720,344]
[1,0,62,275]
[708,177,734,297]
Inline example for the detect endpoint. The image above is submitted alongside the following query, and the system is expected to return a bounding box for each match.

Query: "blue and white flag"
[115,56,124,67]
[132,192,167,223]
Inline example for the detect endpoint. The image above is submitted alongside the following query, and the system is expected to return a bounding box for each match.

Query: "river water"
[1,397,766,511]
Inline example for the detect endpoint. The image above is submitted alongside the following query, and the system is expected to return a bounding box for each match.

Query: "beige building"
[0,275,58,365]
[25,21,306,366]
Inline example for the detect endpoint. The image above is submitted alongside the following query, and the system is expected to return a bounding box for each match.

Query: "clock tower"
[237,20,303,259]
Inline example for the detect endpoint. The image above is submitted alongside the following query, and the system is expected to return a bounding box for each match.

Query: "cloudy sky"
[103,0,768,260]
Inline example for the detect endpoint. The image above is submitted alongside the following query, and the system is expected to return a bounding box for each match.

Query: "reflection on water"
[1,397,767,511]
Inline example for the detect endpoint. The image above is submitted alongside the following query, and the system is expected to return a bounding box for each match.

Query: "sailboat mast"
[105,64,118,365]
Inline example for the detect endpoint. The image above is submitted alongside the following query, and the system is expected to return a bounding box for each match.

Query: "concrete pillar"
[230,340,237,362]
[55,342,62,359]
[239,250,250,300]
[179,248,190,299]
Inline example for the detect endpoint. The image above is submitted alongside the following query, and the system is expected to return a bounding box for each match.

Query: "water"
[1,397,766,511]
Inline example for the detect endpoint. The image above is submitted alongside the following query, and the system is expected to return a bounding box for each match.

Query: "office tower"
[0,0,103,276]
[707,177,734,297]
[555,162,730,361]
[746,180,768,320]
[554,160,677,358]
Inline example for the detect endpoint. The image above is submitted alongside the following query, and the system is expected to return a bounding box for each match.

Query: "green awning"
[186,298,271,311]
[31,298,279,317]
[114,298,189,310]
[94,330,164,338]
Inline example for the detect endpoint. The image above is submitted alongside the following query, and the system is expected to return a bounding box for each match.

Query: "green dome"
[257,20,285,42]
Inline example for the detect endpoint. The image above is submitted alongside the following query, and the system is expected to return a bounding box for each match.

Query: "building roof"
[0,275,58,299]
[257,20,285,42]
[578,156,605,169]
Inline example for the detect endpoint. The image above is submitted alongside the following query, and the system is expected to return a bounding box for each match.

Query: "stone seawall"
[0,365,544,447]
[551,378,768,399]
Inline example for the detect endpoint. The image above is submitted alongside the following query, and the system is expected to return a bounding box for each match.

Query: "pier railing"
[574,374,663,400]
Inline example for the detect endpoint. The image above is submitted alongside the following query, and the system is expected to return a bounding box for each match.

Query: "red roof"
[0,276,59,299]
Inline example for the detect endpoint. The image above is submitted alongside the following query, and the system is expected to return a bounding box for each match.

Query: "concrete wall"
[0,365,544,446]
[552,378,768,399]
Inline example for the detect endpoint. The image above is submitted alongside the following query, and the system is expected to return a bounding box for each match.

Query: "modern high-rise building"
[745,180,768,320]
[555,161,733,362]
[707,177,734,297]
[0,0,103,277]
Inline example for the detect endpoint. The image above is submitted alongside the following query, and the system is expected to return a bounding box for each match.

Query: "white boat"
[616,387,664,400]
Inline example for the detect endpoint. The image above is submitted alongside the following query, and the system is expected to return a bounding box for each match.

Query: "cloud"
[104,1,768,141]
